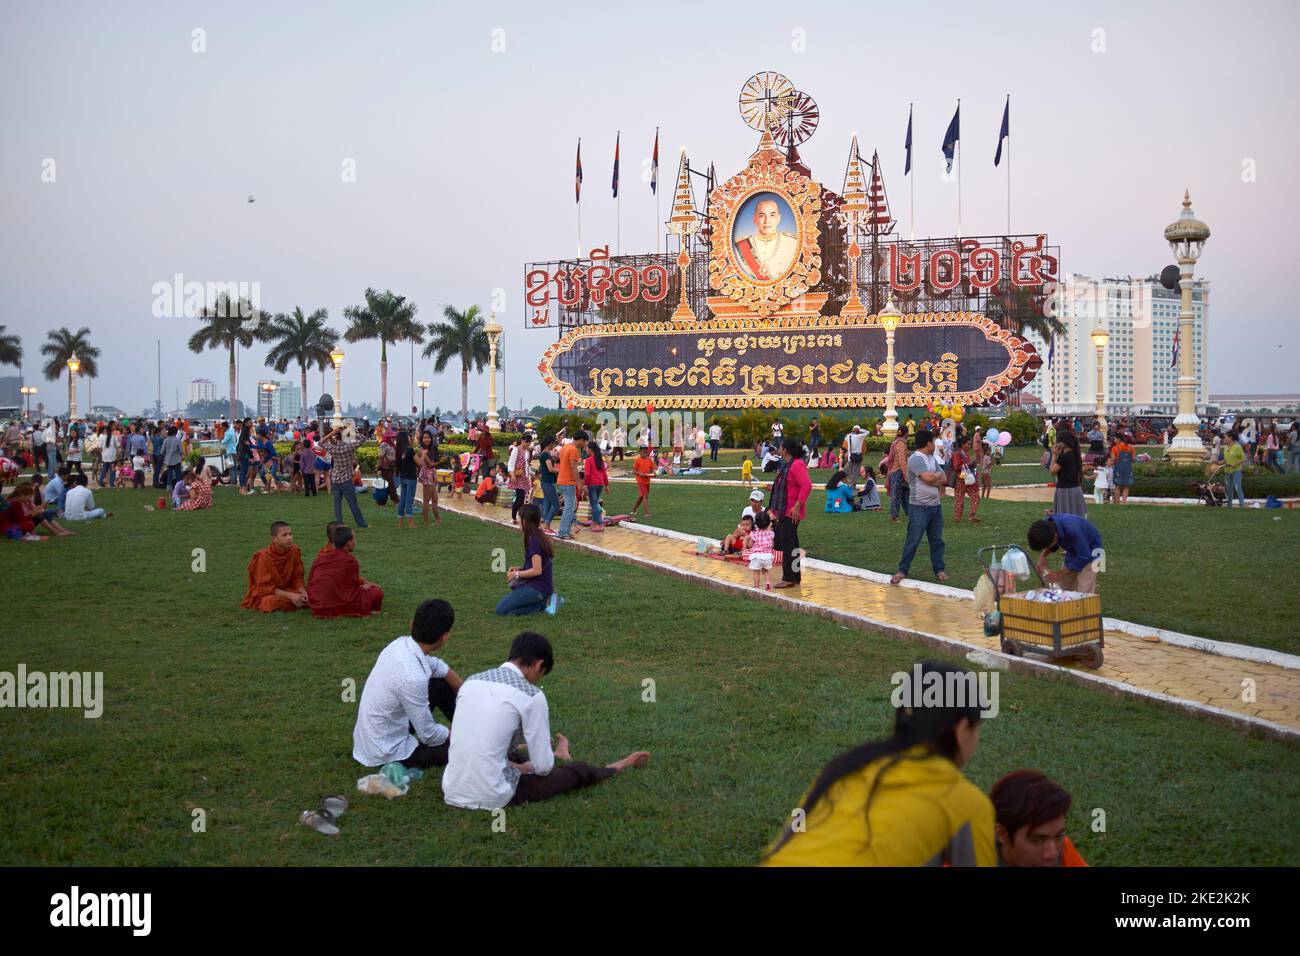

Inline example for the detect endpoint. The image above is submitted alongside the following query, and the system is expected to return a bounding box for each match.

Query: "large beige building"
[1030,274,1209,415]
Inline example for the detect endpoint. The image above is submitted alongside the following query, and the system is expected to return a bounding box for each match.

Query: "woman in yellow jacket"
[762,661,997,867]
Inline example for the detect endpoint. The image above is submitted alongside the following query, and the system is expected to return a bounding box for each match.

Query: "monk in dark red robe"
[317,521,344,562]
[241,521,308,612]
[308,525,383,618]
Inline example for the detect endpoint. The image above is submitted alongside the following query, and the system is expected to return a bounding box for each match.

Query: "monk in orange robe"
[240,521,309,612]
[308,525,383,618]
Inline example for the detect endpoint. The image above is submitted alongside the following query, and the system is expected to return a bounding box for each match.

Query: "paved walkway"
[439,497,1300,738]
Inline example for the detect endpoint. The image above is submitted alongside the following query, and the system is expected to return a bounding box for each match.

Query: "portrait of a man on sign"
[732,191,799,283]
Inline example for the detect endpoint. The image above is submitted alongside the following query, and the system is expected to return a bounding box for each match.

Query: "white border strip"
[434,499,1298,740]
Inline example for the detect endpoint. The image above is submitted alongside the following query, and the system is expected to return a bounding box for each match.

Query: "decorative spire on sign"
[864,149,894,236]
[838,136,870,318]
[666,149,700,323]
[839,135,870,223]
[665,149,698,238]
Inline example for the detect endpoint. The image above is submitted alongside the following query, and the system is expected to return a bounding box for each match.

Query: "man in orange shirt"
[631,444,654,519]
[240,521,309,612]
[991,769,1088,867]
[556,430,587,539]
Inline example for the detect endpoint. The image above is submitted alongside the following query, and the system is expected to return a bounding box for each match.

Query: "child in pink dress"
[747,511,776,590]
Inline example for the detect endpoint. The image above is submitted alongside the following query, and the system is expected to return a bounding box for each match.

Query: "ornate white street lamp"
[879,296,902,436]
[66,354,81,420]
[329,348,345,428]
[1090,325,1109,432]
[485,314,503,430]
[1163,190,1210,463]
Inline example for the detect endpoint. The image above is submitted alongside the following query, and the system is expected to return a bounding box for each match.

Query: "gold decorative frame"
[537,310,1040,410]
[708,145,822,317]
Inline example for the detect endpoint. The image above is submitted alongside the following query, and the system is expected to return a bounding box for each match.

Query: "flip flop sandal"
[299,808,340,836]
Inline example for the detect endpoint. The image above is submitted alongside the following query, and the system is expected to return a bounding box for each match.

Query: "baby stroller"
[1193,463,1226,507]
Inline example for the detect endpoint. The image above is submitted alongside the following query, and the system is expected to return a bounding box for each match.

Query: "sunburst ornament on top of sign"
[738,71,797,132]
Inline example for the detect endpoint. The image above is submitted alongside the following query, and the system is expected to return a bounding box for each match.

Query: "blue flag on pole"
[942,104,960,174]
[994,97,1009,166]
[1047,333,1055,368]
[575,139,582,203]
[904,105,913,175]
[650,128,659,194]
[612,132,620,199]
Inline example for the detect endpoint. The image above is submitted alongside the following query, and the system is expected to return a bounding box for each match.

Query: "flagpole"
[616,130,622,257]
[655,127,660,256]
[909,102,915,241]
[577,138,583,258]
[1006,95,1011,235]
[956,99,962,240]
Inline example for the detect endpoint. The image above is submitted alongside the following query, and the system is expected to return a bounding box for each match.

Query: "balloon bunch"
[984,426,1013,447]
[929,402,965,421]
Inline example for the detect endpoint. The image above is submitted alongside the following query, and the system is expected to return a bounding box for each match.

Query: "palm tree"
[342,289,422,416]
[41,327,100,416]
[0,326,21,370]
[263,307,338,412]
[423,304,495,419]
[187,295,270,421]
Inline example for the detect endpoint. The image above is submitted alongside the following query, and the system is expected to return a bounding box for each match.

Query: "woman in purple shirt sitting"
[496,503,564,616]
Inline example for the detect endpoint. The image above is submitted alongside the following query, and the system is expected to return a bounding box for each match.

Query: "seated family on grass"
[0,455,218,541]
[350,620,1082,865]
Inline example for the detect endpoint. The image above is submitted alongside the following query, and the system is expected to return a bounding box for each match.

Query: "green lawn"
[599,480,1300,654]
[1,487,1296,866]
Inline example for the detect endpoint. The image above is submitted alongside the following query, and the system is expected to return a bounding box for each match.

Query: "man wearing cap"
[742,488,765,521]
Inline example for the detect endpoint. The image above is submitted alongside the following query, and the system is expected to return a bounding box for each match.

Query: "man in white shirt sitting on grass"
[353,599,463,769]
[442,631,650,810]
[63,473,110,521]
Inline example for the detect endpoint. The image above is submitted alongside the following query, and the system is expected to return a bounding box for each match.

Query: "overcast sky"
[2,0,1296,414]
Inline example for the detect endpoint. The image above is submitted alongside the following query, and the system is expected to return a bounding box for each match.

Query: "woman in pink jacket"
[771,438,811,587]
[583,442,610,531]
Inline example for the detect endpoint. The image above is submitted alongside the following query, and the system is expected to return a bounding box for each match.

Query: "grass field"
[593,479,1300,654]
[1,486,1298,866]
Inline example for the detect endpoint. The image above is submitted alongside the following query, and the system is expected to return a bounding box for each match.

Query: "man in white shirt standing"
[442,632,649,810]
[708,420,723,462]
[353,599,463,769]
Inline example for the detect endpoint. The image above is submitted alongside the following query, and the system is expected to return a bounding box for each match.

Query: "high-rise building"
[256,380,302,419]
[1030,274,1209,415]
[271,381,301,419]
[188,378,216,404]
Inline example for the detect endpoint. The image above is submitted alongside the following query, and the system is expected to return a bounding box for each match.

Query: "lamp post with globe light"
[417,380,430,420]
[1163,190,1211,463]
[878,296,902,437]
[329,348,345,428]
[66,354,80,421]
[485,314,502,431]
[1090,326,1109,433]
[20,386,37,421]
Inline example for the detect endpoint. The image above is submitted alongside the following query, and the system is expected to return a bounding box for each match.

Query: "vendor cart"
[978,544,1105,669]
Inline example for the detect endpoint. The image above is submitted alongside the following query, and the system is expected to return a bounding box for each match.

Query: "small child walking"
[131,451,146,489]
[748,510,775,590]
[631,445,654,519]
[740,457,753,485]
